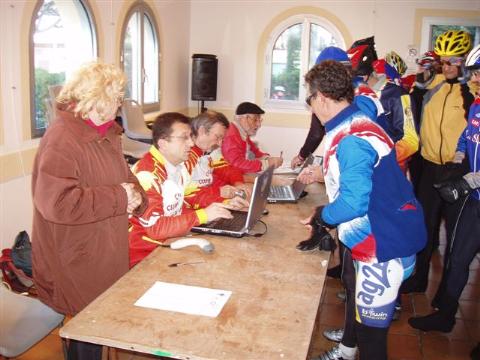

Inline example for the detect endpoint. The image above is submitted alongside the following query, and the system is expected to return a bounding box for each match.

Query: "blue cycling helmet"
[315,46,351,65]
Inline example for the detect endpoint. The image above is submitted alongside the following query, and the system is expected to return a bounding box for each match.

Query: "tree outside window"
[31,0,97,138]
[266,15,344,108]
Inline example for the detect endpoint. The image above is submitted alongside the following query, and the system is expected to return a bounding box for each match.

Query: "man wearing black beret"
[221,101,283,173]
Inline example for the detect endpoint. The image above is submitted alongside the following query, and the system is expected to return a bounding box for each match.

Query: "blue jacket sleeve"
[322,135,378,225]
[456,127,467,153]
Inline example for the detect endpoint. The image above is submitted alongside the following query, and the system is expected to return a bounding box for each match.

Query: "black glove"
[434,178,472,203]
[296,206,336,252]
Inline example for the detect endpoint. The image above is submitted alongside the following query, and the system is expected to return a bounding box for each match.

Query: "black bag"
[11,231,32,277]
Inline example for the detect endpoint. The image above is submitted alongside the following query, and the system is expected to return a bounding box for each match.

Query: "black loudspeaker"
[191,54,218,101]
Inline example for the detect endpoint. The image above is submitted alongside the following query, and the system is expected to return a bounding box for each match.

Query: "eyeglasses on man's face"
[305,93,317,106]
[167,134,193,142]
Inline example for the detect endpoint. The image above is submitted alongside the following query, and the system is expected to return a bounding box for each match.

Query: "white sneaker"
[323,328,344,342]
[311,345,344,360]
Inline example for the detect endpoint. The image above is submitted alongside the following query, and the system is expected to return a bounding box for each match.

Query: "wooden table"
[60,183,330,360]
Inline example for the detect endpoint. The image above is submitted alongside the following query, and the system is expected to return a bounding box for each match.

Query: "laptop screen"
[244,166,274,230]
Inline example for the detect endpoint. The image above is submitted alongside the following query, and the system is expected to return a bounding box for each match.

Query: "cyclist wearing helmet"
[369,57,419,173]
[409,44,480,334]
[401,30,475,295]
[385,51,408,77]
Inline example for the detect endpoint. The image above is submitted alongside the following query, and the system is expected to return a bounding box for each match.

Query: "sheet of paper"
[134,281,232,318]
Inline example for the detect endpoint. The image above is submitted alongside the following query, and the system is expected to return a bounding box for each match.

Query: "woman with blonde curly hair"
[31,61,147,359]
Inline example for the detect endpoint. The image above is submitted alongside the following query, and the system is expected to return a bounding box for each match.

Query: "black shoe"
[408,311,455,332]
[400,275,427,294]
[471,342,480,360]
[327,265,341,279]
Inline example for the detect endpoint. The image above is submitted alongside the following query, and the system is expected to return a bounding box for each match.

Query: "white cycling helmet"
[465,44,480,70]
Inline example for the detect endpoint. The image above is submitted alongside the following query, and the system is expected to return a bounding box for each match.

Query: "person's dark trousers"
[327,233,344,279]
[67,339,102,360]
[402,158,465,293]
[355,322,388,360]
[408,151,423,196]
[437,197,480,308]
[340,247,356,348]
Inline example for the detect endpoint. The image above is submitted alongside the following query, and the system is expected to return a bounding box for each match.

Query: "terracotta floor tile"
[322,284,347,305]
[420,319,471,341]
[421,336,475,360]
[15,332,65,360]
[389,310,419,336]
[318,303,345,328]
[387,333,423,359]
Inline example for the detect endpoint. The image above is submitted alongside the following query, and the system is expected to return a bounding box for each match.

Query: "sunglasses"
[305,93,316,106]
[440,57,463,67]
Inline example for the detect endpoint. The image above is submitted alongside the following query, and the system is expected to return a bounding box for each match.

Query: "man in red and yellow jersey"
[128,112,246,267]
[185,110,253,207]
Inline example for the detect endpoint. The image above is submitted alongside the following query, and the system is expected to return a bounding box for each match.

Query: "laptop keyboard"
[203,211,248,231]
[269,186,291,199]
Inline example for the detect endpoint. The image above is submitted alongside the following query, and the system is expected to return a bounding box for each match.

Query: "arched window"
[30,0,97,138]
[264,15,345,110]
[121,2,160,113]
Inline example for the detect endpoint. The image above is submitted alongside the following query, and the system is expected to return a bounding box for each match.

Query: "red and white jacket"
[184,145,244,208]
[128,146,210,267]
[221,122,268,173]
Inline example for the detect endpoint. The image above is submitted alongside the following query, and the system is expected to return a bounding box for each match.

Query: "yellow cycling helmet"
[434,30,472,57]
[385,51,407,76]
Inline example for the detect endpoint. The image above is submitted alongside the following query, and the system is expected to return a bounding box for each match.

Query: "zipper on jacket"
[439,84,453,164]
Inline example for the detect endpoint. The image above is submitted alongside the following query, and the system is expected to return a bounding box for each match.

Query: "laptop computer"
[267,154,316,203]
[191,166,274,238]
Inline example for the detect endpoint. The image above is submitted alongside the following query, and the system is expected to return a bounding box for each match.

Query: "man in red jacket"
[221,102,283,173]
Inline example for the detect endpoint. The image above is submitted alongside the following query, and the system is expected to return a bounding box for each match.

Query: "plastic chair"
[120,99,152,143]
[121,134,150,165]
[0,285,65,358]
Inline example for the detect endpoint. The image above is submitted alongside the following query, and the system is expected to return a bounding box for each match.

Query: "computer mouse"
[169,238,215,253]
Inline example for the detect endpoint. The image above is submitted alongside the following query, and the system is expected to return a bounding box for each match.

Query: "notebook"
[191,166,274,238]
[267,154,316,203]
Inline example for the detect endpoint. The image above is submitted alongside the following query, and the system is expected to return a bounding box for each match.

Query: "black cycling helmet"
[347,36,378,76]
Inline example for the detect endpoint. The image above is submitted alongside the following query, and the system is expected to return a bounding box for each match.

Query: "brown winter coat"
[32,107,146,315]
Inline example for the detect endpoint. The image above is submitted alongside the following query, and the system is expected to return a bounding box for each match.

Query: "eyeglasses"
[167,135,193,142]
[305,93,316,106]
[440,57,463,67]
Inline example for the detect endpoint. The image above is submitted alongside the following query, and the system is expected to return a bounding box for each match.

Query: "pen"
[168,260,206,267]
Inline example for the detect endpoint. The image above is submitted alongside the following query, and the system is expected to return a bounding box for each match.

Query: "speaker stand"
[200,100,207,114]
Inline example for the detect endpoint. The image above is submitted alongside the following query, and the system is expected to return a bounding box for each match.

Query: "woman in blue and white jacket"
[302,60,426,360]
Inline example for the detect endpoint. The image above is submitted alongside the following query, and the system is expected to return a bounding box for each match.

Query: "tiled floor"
[8,244,480,360]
